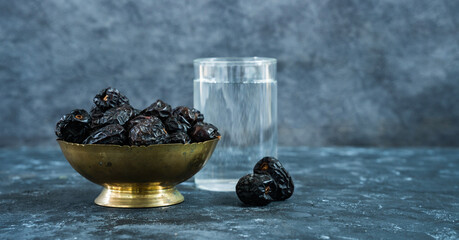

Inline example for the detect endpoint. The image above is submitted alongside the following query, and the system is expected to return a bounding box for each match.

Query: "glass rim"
[194,57,276,65]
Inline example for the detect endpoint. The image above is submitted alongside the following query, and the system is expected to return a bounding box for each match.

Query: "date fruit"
[236,173,277,206]
[253,157,294,201]
[173,106,204,125]
[168,131,191,144]
[235,157,294,206]
[55,109,91,143]
[93,87,130,111]
[126,115,159,130]
[163,116,191,133]
[128,118,169,146]
[92,104,135,128]
[141,99,172,120]
[56,87,220,146]
[83,124,127,145]
[189,122,220,142]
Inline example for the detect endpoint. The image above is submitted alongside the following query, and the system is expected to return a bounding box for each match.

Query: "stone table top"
[0,146,458,239]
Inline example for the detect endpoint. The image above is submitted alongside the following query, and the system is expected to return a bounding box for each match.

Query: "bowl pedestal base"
[94,187,184,208]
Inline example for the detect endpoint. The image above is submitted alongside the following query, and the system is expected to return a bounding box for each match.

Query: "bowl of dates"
[56,87,220,208]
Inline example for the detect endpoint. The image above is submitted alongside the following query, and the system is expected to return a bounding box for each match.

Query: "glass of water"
[193,57,277,191]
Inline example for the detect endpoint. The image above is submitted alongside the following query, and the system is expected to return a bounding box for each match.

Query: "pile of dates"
[236,157,294,206]
[55,87,220,145]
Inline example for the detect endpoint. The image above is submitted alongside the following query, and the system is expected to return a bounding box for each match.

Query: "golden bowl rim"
[56,138,219,149]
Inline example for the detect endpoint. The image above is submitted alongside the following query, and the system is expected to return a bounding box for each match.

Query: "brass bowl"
[57,139,219,208]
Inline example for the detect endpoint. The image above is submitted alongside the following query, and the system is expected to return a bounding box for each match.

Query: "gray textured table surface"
[0,147,458,240]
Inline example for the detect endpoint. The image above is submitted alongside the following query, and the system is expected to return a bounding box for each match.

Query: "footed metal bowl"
[57,139,219,208]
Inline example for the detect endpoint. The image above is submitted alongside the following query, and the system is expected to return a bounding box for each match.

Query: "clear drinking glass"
[193,57,277,191]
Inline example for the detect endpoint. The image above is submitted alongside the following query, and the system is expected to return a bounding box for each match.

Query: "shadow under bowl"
[57,138,219,208]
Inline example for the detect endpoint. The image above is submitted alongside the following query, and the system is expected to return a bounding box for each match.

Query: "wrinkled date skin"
[173,106,204,125]
[189,122,220,142]
[126,115,161,130]
[93,87,130,111]
[89,106,104,127]
[141,99,172,120]
[128,118,169,146]
[164,116,191,133]
[236,173,277,206]
[55,109,92,143]
[92,104,135,128]
[253,157,294,201]
[83,124,127,145]
[168,131,190,144]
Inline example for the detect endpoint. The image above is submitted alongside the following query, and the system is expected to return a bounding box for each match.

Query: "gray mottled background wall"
[1,0,458,147]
